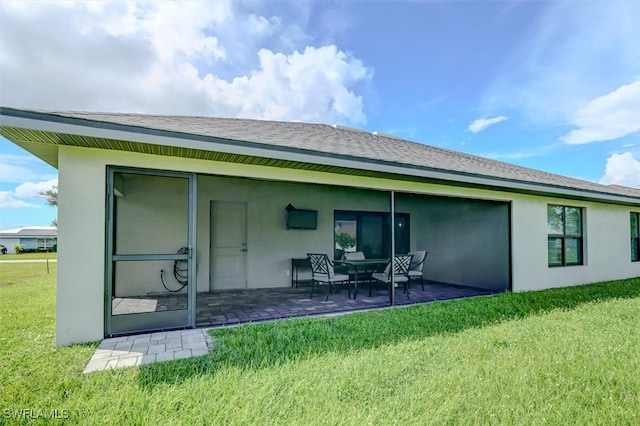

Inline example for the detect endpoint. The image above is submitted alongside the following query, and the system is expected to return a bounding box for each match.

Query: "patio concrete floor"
[86,281,499,373]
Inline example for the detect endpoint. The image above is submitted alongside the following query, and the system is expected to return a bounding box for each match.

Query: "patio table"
[334,258,389,300]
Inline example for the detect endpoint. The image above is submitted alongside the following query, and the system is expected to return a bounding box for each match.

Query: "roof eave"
[1,108,638,207]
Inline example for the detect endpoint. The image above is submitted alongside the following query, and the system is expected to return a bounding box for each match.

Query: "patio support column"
[188,173,198,329]
[390,190,395,306]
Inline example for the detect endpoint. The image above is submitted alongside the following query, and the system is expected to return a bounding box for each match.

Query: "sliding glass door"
[334,210,410,260]
[106,168,196,336]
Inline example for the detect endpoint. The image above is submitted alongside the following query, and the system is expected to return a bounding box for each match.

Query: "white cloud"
[137,1,229,64]
[197,46,371,124]
[14,178,58,199]
[0,177,56,209]
[599,152,640,187]
[0,1,372,126]
[0,191,41,209]
[561,81,640,144]
[468,116,508,134]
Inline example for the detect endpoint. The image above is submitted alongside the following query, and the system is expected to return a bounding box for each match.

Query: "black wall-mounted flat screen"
[287,209,318,230]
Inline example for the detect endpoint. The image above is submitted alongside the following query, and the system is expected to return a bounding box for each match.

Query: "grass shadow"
[138,277,640,387]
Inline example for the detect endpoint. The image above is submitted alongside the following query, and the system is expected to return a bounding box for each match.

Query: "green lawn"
[0,262,56,288]
[1,264,639,425]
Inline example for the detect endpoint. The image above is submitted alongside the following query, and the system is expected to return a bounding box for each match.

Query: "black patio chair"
[307,253,352,301]
[371,254,413,299]
[407,250,428,290]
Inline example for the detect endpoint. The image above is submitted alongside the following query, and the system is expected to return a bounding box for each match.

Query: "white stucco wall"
[57,147,108,346]
[197,176,391,291]
[511,195,639,291]
[55,145,640,345]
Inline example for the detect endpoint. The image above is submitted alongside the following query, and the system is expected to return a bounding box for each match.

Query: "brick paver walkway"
[83,328,212,373]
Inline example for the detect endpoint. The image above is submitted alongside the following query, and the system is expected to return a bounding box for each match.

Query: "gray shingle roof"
[2,108,639,202]
[607,185,640,197]
[0,226,58,237]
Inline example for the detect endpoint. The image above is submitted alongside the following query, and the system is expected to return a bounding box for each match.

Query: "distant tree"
[40,185,58,207]
[40,185,58,227]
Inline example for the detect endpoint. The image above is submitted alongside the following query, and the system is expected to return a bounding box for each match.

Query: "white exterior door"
[211,201,247,289]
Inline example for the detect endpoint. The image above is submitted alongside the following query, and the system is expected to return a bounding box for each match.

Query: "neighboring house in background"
[0,226,57,253]
[1,107,639,346]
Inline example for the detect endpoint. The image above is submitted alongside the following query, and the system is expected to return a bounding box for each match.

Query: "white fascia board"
[1,114,638,206]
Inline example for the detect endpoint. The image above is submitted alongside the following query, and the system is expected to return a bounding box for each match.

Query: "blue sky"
[1,0,639,230]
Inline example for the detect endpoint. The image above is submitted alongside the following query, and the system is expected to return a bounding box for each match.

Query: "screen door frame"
[105,166,197,337]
